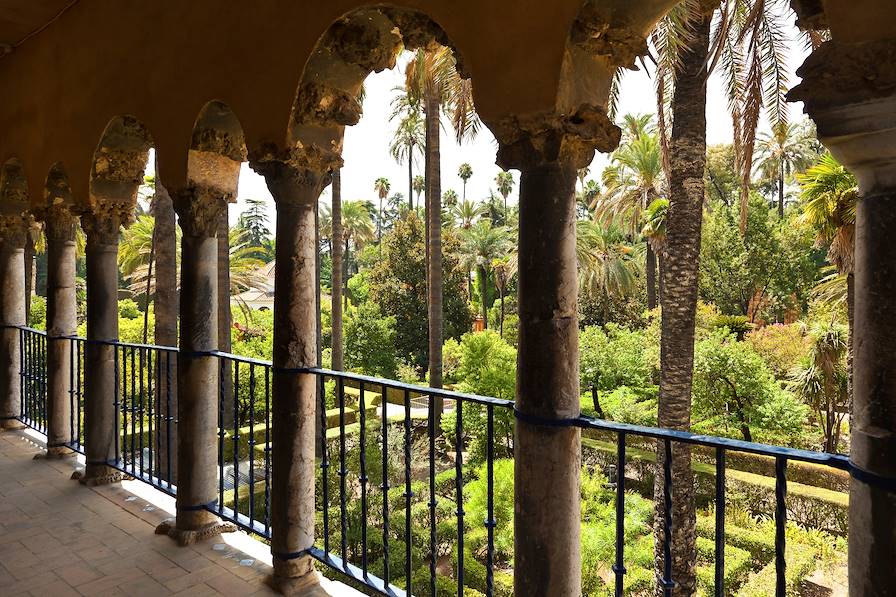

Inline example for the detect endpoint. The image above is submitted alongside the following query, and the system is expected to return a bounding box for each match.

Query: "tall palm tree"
[458,163,473,201]
[457,220,512,329]
[441,189,458,210]
[412,174,425,209]
[593,120,664,309]
[388,109,424,209]
[798,152,857,416]
[755,122,815,218]
[641,198,669,302]
[405,45,479,398]
[227,226,267,325]
[495,170,514,212]
[337,200,376,300]
[373,177,390,245]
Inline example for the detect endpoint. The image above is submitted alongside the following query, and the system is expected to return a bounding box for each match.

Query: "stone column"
[255,157,330,593]
[496,112,617,596]
[790,38,896,597]
[156,184,235,544]
[41,204,78,456]
[0,211,27,430]
[77,212,125,484]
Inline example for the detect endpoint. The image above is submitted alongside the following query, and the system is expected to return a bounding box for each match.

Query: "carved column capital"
[42,204,78,243]
[494,107,620,171]
[0,212,30,251]
[81,210,124,246]
[250,149,334,208]
[173,185,230,238]
[789,38,896,194]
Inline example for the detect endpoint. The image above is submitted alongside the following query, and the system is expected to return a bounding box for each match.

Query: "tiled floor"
[0,429,358,596]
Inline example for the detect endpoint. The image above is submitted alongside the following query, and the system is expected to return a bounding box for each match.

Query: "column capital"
[494,107,620,172]
[0,212,30,251]
[789,38,896,193]
[81,207,127,246]
[173,184,230,238]
[40,203,78,243]
[249,149,335,207]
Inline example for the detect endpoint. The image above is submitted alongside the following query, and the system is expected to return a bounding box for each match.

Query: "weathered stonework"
[569,2,647,68]
[495,107,621,172]
[173,185,231,238]
[81,210,125,246]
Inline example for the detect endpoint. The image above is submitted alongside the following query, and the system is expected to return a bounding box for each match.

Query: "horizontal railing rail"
[12,326,854,597]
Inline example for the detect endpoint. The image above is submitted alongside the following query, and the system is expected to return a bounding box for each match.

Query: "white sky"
[166,20,810,227]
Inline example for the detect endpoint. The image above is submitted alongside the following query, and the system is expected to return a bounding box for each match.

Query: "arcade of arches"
[0,1,894,595]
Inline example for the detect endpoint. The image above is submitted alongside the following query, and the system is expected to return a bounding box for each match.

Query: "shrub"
[580,324,652,392]
[745,323,810,379]
[344,303,398,378]
[592,386,657,426]
[118,298,141,319]
[28,295,46,328]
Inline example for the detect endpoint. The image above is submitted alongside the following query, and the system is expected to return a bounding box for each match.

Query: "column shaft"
[514,159,582,596]
[175,233,220,530]
[45,228,77,452]
[0,243,25,428]
[849,191,896,595]
[82,239,121,482]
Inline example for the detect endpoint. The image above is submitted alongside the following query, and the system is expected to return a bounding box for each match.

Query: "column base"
[71,464,127,486]
[267,557,321,596]
[34,445,76,460]
[154,517,237,547]
[0,418,25,430]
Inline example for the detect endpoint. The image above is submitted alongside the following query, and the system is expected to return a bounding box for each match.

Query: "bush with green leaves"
[579,324,653,392]
[118,298,142,319]
[28,295,46,328]
[586,386,657,426]
[344,303,398,378]
[745,323,810,380]
[693,330,808,445]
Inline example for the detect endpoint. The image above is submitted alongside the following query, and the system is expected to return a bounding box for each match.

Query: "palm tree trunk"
[653,10,711,597]
[343,239,350,311]
[142,230,155,344]
[24,235,34,323]
[407,146,414,210]
[152,168,178,482]
[331,169,343,371]
[778,162,785,219]
[647,245,657,310]
[425,93,443,414]
[478,265,488,329]
[217,209,234,426]
[499,286,505,337]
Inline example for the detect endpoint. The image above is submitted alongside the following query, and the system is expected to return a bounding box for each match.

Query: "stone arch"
[84,115,153,233]
[273,6,470,169]
[188,100,247,199]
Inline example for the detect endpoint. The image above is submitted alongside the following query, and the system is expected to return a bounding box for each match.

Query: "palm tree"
[457,221,512,329]
[412,174,425,209]
[451,199,486,297]
[338,200,376,301]
[641,198,669,302]
[227,226,267,325]
[373,177,390,244]
[755,122,815,218]
[441,189,459,210]
[495,170,514,213]
[388,109,424,209]
[576,220,642,321]
[789,319,848,453]
[798,152,857,417]
[593,120,664,309]
[404,45,479,397]
[458,163,473,201]
[491,257,514,338]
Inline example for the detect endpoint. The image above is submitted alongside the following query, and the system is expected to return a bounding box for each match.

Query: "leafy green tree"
[367,212,471,372]
[344,303,398,379]
[693,330,808,444]
[579,324,652,392]
[458,163,473,201]
[237,198,271,247]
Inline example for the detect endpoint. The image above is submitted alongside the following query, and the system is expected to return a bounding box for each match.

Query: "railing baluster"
[428,389,437,597]
[455,398,465,597]
[233,360,240,515]
[380,382,390,588]
[359,382,368,578]
[662,439,674,597]
[403,388,412,594]
[69,336,76,447]
[113,345,120,466]
[485,404,495,597]
[139,347,145,476]
[264,364,271,536]
[165,351,172,489]
[219,356,226,513]
[614,432,626,597]
[147,347,154,484]
[76,340,82,448]
[319,373,330,554]
[131,346,137,475]
[338,377,348,569]
[775,457,787,597]
[248,363,256,526]
[715,447,726,597]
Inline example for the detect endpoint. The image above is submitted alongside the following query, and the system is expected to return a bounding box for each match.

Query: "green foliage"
[713,314,752,340]
[28,295,46,328]
[118,298,142,320]
[591,386,657,426]
[745,324,810,379]
[368,212,472,370]
[693,330,808,445]
[465,459,514,561]
[579,324,652,392]
[344,303,398,378]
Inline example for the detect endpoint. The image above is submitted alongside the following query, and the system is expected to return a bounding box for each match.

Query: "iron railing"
[12,326,852,597]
